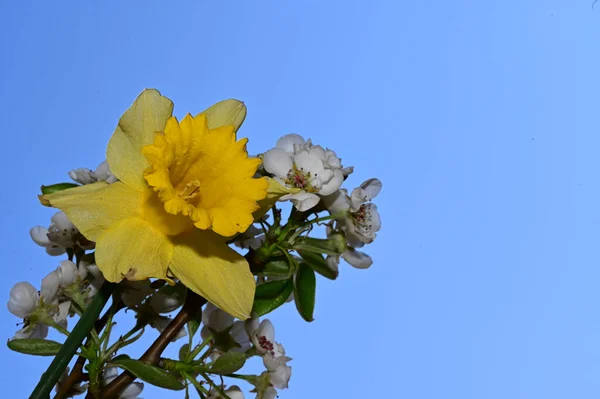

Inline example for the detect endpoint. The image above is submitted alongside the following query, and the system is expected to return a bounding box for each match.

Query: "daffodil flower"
[43,89,269,319]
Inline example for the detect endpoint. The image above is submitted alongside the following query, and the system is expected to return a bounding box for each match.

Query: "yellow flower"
[42,89,269,319]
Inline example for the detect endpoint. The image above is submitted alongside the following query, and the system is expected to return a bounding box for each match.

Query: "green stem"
[200,372,232,399]
[29,282,115,399]
[186,335,213,362]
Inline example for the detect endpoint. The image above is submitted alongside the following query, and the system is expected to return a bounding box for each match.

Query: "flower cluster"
[7,89,382,399]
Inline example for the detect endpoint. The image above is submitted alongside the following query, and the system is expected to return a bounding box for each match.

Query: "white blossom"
[30,211,91,255]
[248,319,285,358]
[262,134,346,211]
[324,178,382,247]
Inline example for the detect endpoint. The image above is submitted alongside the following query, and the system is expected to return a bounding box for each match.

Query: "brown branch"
[55,300,124,399]
[98,291,206,399]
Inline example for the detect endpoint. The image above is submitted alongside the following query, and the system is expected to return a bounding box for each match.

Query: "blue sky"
[2,0,600,398]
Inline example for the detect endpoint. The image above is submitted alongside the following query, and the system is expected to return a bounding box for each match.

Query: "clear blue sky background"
[1,1,600,398]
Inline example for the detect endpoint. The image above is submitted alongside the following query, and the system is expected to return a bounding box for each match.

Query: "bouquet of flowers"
[7,89,382,399]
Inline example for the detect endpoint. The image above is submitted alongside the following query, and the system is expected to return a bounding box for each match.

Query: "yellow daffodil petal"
[42,182,142,242]
[142,113,268,237]
[169,230,255,319]
[95,218,173,282]
[107,89,174,191]
[253,177,301,221]
[201,99,247,132]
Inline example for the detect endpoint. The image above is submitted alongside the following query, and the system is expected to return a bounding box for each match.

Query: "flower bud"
[7,282,39,318]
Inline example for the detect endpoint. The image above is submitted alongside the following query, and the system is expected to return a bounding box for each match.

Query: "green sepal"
[294,263,316,322]
[111,357,186,390]
[7,338,63,356]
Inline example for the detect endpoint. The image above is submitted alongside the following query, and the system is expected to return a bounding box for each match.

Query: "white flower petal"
[258,319,275,342]
[263,148,294,178]
[150,291,183,314]
[288,192,320,212]
[50,211,75,231]
[263,387,278,399]
[69,168,95,184]
[268,362,292,389]
[54,301,72,325]
[208,306,234,331]
[326,255,340,273]
[366,203,381,232]
[293,150,325,177]
[322,190,350,213]
[319,168,344,196]
[342,166,354,176]
[30,226,51,247]
[41,271,60,302]
[57,260,79,287]
[308,145,326,160]
[341,250,373,269]
[45,246,66,256]
[275,134,305,153]
[121,381,144,398]
[152,317,187,342]
[15,323,48,340]
[360,178,382,200]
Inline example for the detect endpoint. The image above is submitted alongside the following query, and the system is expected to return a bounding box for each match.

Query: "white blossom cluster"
[247,133,383,272]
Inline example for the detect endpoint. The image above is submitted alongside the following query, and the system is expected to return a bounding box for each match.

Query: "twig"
[98,291,207,399]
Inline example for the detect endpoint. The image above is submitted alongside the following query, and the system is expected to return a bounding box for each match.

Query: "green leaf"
[293,234,347,255]
[255,280,289,298]
[7,338,63,356]
[294,263,316,322]
[252,279,293,317]
[111,358,185,390]
[255,258,292,278]
[297,250,338,280]
[210,351,247,374]
[40,183,79,195]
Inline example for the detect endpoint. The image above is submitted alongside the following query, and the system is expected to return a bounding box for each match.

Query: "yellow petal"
[253,177,301,221]
[200,99,246,132]
[42,182,141,242]
[169,230,255,319]
[107,89,174,191]
[95,218,173,282]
